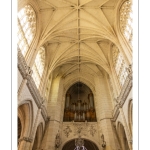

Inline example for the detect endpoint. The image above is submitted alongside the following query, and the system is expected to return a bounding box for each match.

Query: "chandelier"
[74,136,87,150]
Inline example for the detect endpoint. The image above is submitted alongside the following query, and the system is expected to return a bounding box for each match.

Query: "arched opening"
[18,101,33,147]
[32,123,43,150]
[117,122,130,150]
[63,82,97,122]
[62,139,99,150]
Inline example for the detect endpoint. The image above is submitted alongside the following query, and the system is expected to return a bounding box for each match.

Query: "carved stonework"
[88,125,96,136]
[18,49,48,122]
[63,126,72,137]
[73,122,88,136]
[112,65,132,121]
[55,131,61,148]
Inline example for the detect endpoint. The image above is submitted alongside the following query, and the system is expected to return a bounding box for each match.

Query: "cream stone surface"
[17,0,133,150]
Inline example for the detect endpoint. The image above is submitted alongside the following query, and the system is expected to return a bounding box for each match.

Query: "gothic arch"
[17,0,42,63]
[63,77,96,97]
[114,0,132,64]
[63,82,97,122]
[18,100,34,144]
[117,122,130,150]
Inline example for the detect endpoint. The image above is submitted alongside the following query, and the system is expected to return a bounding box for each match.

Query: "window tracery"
[120,0,133,46]
[17,5,36,56]
[32,47,45,88]
[112,45,128,87]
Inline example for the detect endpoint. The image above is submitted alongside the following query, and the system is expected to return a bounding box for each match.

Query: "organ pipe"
[66,94,71,109]
[64,92,96,122]
[88,93,94,109]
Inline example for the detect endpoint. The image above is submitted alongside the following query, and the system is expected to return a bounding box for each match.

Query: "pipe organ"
[63,92,97,122]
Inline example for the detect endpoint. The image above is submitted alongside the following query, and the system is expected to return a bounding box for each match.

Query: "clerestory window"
[120,0,133,46]
[32,47,45,88]
[112,45,128,87]
[17,5,36,56]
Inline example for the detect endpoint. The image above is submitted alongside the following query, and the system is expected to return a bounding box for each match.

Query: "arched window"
[32,47,45,88]
[112,45,128,87]
[17,5,36,56]
[120,0,133,46]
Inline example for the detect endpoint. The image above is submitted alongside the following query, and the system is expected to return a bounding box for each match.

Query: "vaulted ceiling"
[36,0,120,79]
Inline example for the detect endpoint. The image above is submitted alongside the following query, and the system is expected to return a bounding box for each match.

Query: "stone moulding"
[18,49,48,122]
[118,72,132,107]
[18,136,33,143]
[112,71,132,122]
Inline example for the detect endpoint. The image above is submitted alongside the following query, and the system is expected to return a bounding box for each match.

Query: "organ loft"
[64,82,96,122]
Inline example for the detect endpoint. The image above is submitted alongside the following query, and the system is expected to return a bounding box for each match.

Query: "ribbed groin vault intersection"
[17,0,133,149]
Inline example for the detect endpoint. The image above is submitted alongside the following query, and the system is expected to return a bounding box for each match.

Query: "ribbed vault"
[35,0,120,79]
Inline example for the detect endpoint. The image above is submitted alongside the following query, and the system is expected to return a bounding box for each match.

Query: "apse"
[63,82,97,122]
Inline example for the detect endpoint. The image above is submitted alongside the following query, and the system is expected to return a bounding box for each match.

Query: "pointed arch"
[119,0,133,46]
[18,100,34,144]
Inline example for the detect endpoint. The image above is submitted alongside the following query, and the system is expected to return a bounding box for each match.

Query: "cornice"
[18,49,48,122]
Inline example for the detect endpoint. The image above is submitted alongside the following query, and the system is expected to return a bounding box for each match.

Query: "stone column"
[18,136,33,150]
[40,102,62,150]
[18,108,42,150]
[29,108,42,150]
[40,76,63,150]
[119,108,132,150]
[95,74,121,150]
